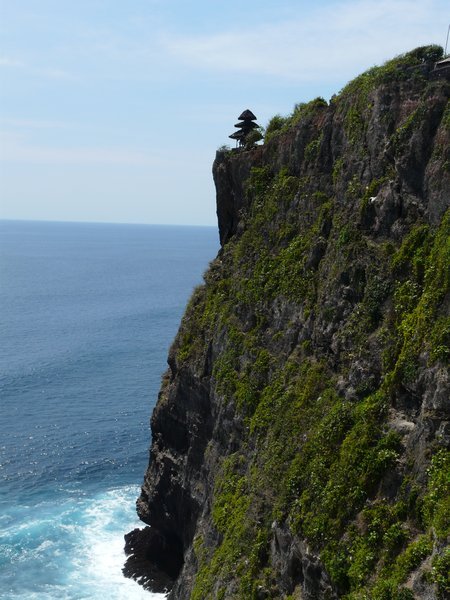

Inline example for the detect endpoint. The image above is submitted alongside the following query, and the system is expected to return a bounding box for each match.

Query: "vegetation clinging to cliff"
[184,154,449,597]
[183,47,449,597]
[132,45,449,600]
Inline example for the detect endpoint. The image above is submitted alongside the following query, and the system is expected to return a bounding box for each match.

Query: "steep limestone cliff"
[124,47,450,599]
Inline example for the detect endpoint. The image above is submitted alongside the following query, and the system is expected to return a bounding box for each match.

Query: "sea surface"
[0,220,218,599]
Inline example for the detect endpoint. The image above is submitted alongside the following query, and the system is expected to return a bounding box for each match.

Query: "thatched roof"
[234,121,258,129]
[229,130,246,140]
[238,109,257,120]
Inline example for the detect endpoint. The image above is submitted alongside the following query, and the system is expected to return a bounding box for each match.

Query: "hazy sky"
[0,0,447,226]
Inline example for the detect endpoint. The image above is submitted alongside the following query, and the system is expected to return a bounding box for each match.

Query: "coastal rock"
[125,47,449,599]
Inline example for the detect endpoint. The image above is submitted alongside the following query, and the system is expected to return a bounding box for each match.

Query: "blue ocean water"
[0,220,218,599]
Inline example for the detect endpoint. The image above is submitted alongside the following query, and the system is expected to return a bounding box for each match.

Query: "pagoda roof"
[238,109,257,120]
[234,121,258,129]
[229,130,246,140]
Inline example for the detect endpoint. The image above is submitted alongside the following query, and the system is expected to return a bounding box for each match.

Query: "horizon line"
[0,217,217,229]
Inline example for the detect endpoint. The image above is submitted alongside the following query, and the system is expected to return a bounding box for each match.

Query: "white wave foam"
[1,485,167,599]
[66,485,167,600]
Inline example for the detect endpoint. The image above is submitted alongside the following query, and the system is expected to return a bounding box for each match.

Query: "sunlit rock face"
[124,46,449,599]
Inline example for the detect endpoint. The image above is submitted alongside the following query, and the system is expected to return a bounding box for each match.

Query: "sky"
[0,0,448,226]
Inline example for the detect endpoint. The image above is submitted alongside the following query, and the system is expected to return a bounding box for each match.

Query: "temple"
[229,109,259,148]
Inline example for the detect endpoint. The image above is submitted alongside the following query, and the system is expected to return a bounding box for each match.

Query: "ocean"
[0,220,218,599]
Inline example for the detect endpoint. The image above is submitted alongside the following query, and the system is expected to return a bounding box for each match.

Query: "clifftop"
[215,45,448,247]
[124,47,450,599]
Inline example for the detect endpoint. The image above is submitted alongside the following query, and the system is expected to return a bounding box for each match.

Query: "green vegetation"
[264,97,327,142]
[337,45,443,105]
[171,45,449,598]
[304,132,324,162]
[264,114,290,141]
[183,177,449,598]
[184,175,449,598]
[217,144,232,153]
[337,46,444,149]
[264,46,444,148]
[388,213,450,387]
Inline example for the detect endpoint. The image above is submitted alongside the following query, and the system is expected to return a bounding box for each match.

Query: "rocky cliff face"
[124,47,449,599]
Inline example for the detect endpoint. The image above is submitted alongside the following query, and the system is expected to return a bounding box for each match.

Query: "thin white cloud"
[0,132,161,166]
[0,55,76,81]
[161,0,444,82]
[35,67,78,81]
[0,118,71,130]
[0,56,24,68]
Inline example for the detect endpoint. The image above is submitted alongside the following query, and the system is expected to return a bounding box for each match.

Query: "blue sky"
[0,0,447,226]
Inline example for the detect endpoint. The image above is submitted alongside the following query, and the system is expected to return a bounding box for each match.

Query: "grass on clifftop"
[264,45,444,145]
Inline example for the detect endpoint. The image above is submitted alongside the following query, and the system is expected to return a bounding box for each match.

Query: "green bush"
[264,114,289,141]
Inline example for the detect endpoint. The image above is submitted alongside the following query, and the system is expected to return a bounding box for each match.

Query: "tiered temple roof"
[229,109,258,147]
[238,109,257,120]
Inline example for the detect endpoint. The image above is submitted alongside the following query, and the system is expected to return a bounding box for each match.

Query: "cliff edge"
[124,46,449,599]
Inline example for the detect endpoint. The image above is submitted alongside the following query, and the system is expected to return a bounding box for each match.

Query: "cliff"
[124,46,450,599]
